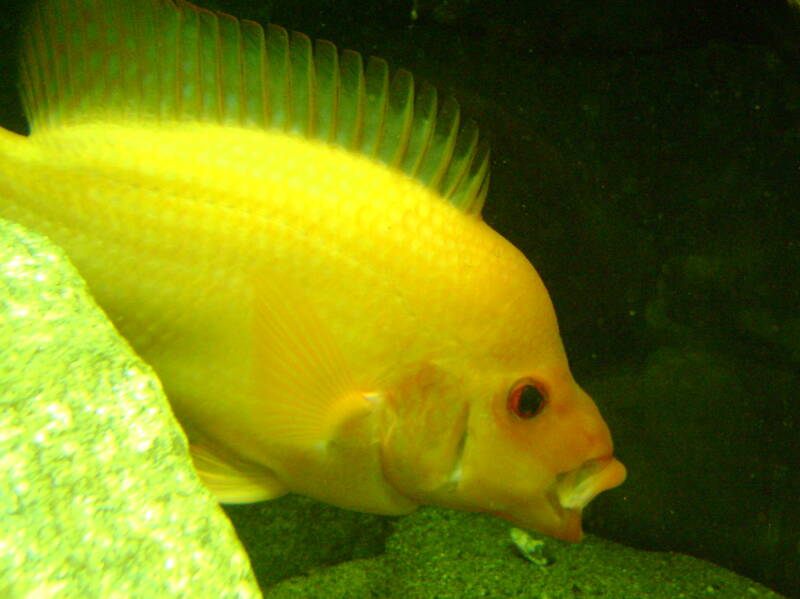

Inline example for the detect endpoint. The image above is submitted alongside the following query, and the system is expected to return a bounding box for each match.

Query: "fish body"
[0,0,625,540]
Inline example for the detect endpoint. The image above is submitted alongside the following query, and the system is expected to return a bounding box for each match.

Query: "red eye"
[507,379,547,419]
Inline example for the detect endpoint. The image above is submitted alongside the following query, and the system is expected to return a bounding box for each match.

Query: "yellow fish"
[0,0,625,540]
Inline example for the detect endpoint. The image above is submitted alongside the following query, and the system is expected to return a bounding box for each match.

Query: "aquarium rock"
[0,219,261,599]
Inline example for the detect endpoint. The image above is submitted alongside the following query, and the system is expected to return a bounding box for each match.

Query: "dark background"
[1,0,798,597]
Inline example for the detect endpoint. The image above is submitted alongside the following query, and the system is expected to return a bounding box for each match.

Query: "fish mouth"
[545,455,627,541]
[555,455,626,510]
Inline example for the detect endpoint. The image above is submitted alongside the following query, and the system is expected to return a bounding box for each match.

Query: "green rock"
[254,505,788,598]
[0,219,261,599]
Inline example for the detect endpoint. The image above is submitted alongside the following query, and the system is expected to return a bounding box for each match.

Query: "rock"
[0,219,261,599]
[246,504,787,598]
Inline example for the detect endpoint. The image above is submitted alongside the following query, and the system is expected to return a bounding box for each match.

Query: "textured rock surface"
[224,498,788,599]
[0,219,261,599]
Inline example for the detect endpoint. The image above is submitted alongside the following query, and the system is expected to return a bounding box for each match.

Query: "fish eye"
[507,379,547,419]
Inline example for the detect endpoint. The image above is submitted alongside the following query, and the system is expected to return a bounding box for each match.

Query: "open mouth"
[543,456,626,540]
[555,455,626,510]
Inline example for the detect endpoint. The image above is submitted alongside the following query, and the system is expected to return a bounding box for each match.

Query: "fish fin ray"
[190,442,288,503]
[251,273,375,449]
[20,0,490,214]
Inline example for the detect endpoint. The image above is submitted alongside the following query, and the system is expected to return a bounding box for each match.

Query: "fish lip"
[554,455,626,511]
[494,456,625,542]
[539,455,626,540]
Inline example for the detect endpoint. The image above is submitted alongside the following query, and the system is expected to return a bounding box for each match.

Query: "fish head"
[380,360,625,541]
[467,371,626,541]
[378,244,626,540]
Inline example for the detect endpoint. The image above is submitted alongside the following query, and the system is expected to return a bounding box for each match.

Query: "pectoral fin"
[251,273,377,450]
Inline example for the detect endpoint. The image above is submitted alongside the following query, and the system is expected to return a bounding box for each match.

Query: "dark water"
[1,0,797,596]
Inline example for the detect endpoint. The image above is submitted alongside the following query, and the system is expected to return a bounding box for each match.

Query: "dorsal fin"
[20,0,490,215]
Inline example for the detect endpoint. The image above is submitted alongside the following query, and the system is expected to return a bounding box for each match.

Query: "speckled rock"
[255,505,788,599]
[0,219,261,599]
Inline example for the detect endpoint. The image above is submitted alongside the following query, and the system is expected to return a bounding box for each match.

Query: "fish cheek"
[468,390,556,502]
[379,363,470,502]
[403,378,553,514]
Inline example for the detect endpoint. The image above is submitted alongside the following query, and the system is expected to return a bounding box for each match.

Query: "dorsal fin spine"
[378,68,414,167]
[400,82,437,177]
[20,0,491,215]
[335,49,365,151]
[289,30,313,136]
[265,23,289,131]
[240,19,266,128]
[313,39,339,144]
[361,57,388,157]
